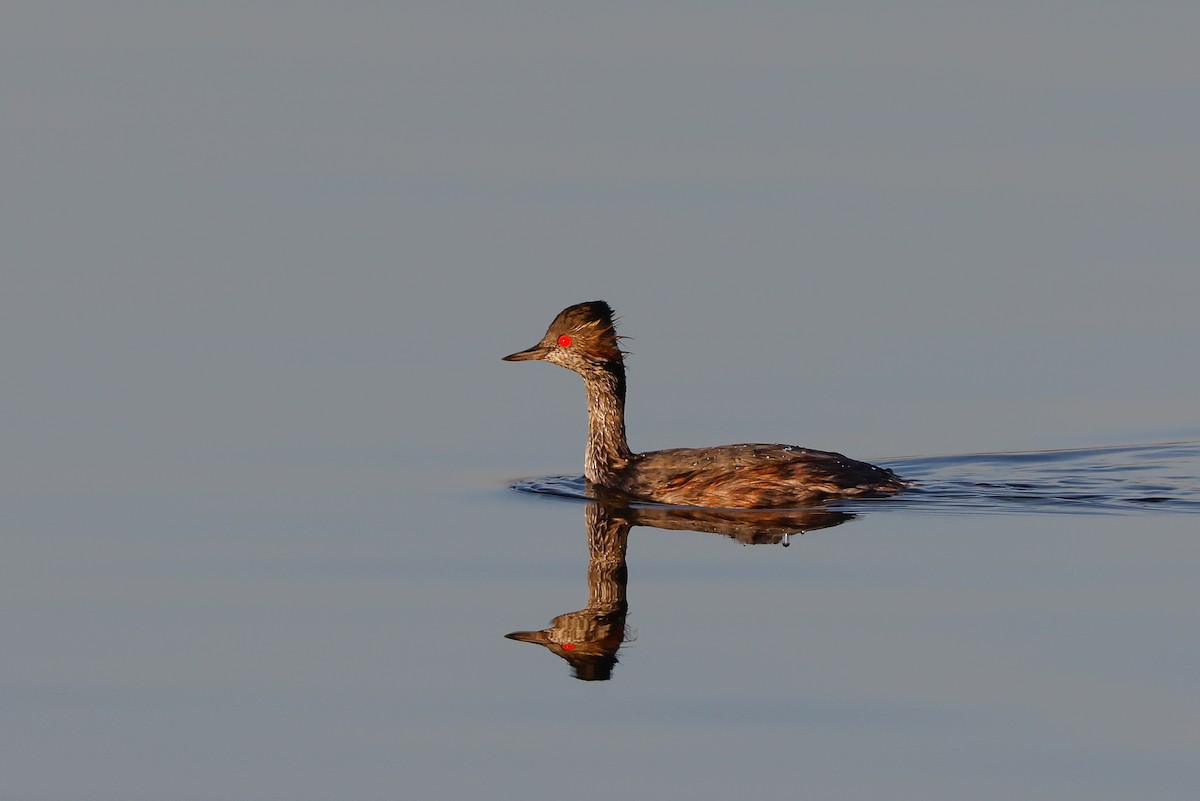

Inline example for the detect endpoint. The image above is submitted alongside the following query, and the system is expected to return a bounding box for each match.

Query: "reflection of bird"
[505,499,852,680]
[504,301,906,509]
[624,502,854,546]
[506,502,630,681]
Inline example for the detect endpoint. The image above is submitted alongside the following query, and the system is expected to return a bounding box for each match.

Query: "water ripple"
[510,441,1200,516]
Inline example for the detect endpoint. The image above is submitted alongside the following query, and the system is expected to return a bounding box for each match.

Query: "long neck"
[580,362,631,486]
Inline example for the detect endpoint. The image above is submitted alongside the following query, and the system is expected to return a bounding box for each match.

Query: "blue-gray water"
[5,4,1200,800]
[6,439,1199,800]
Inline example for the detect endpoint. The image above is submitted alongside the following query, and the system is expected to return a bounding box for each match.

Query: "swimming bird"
[503,301,906,508]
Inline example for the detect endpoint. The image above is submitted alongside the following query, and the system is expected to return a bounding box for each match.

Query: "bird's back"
[617,443,905,508]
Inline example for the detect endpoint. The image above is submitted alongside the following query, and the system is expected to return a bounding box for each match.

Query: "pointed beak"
[501,343,547,362]
[505,629,552,643]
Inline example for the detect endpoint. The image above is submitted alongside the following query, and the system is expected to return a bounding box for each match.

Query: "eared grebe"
[503,301,906,509]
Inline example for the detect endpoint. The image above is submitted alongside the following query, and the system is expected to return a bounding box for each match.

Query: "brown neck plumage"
[581,360,631,485]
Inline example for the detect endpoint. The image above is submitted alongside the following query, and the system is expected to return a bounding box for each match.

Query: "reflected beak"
[501,344,547,362]
[505,629,552,643]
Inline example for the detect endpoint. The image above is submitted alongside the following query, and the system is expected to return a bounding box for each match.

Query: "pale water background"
[3,4,1200,800]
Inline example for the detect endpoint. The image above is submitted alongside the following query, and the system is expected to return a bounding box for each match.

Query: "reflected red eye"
[562,643,576,650]
[557,335,573,347]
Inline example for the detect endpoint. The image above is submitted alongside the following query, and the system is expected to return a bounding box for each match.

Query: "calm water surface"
[6,440,1198,801]
[7,5,1200,798]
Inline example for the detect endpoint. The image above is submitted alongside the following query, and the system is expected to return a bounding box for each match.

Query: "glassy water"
[492,442,1200,800]
[10,436,1198,801]
[7,3,1200,799]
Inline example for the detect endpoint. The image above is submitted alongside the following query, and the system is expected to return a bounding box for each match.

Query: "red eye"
[557,334,573,348]
[562,643,576,650]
